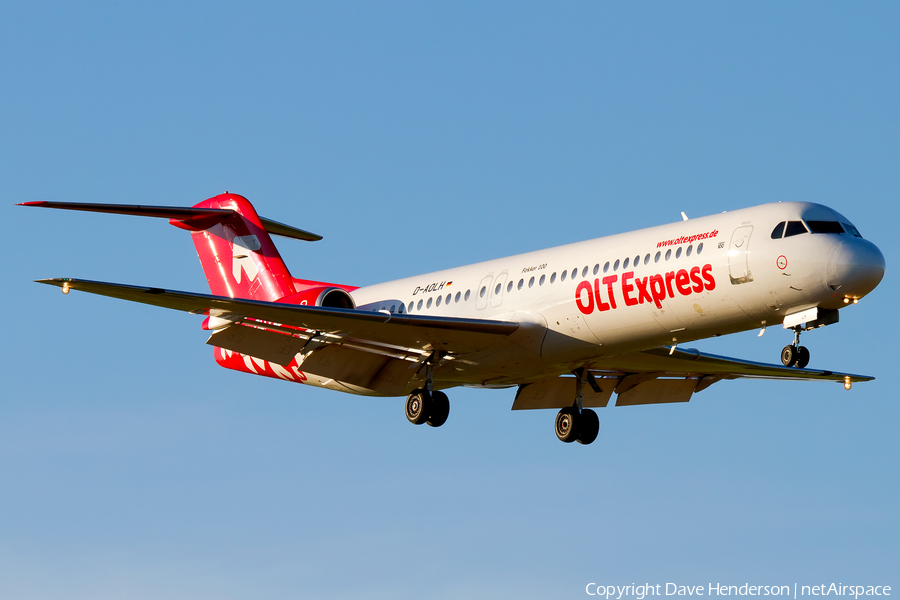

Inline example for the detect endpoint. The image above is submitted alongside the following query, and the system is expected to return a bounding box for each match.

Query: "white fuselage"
[346,202,884,389]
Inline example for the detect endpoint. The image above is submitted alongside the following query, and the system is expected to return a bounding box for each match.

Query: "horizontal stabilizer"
[18,201,323,242]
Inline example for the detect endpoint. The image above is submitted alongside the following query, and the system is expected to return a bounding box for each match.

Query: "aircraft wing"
[597,346,873,384]
[38,278,519,359]
[512,346,872,410]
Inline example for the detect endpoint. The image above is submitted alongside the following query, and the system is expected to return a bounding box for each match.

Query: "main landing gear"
[555,406,600,445]
[781,325,811,368]
[554,367,601,445]
[404,352,450,428]
[405,389,450,427]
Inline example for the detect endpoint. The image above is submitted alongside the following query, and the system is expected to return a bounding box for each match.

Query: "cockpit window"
[806,220,845,234]
[783,221,808,238]
[842,222,862,238]
[771,222,786,239]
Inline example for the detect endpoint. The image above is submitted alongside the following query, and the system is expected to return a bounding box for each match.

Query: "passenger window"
[436,296,442,307]
[417,299,423,310]
[582,266,588,277]
[686,245,692,257]
[427,298,433,309]
[480,286,487,298]
[494,283,501,295]
[550,272,557,284]
[408,301,414,312]
[675,247,682,259]
[593,264,599,275]
[784,221,808,237]
[507,281,513,293]
[603,262,610,273]
[771,222,786,239]
[807,220,845,234]
[529,276,535,288]
[634,255,640,266]
[539,274,546,286]
[623,257,630,269]
[561,270,567,282]
[665,249,672,261]
[654,251,661,263]
[518,279,524,290]
[697,243,703,254]
[455,292,461,303]
[644,254,650,265]
[464,290,471,301]
[446,293,451,304]
[613,259,620,271]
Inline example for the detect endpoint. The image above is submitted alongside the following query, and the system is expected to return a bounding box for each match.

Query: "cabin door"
[728,225,754,285]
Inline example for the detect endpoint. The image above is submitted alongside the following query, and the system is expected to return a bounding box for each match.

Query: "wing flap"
[207,325,301,366]
[614,378,696,406]
[512,377,613,410]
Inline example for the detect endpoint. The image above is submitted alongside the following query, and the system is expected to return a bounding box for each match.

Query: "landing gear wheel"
[426,391,450,427]
[577,409,600,445]
[796,346,810,369]
[555,407,579,443]
[781,345,798,367]
[405,389,430,425]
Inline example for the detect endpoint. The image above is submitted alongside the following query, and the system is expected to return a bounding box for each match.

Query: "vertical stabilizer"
[171,193,295,301]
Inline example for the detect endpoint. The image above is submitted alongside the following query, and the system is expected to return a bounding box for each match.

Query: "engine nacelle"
[277,286,356,309]
[201,284,356,330]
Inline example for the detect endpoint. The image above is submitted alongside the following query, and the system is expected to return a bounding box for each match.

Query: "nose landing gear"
[781,326,811,368]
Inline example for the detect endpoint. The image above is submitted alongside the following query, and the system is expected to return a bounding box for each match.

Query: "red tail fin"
[171,193,295,301]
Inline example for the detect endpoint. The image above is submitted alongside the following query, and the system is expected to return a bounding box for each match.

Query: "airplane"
[20,193,885,445]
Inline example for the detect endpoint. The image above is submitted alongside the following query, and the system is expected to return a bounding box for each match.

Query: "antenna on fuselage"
[681,211,689,221]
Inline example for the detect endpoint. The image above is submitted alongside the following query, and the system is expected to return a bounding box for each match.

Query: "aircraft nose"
[827,239,886,299]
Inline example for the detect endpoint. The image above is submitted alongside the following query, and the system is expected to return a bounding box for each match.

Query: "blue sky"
[2,2,898,598]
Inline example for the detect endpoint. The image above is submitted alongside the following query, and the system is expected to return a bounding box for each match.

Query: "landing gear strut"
[554,367,601,445]
[781,326,810,368]
[404,352,450,428]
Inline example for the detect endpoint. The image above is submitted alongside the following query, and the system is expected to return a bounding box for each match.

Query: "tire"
[577,409,600,445]
[781,345,798,367]
[405,389,430,425]
[426,391,450,427]
[796,346,810,369]
[555,407,579,443]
